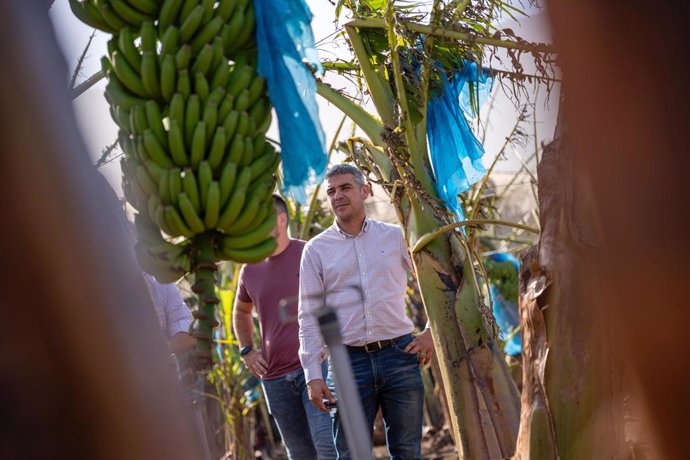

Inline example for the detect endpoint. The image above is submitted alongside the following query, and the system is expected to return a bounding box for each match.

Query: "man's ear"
[362,182,372,198]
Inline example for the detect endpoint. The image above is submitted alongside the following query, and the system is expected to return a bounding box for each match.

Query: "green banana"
[226,135,245,165]
[168,93,185,129]
[143,158,165,183]
[233,89,250,112]
[202,98,219,140]
[197,161,213,208]
[165,205,194,237]
[184,94,200,148]
[200,0,216,24]
[182,167,201,213]
[222,8,245,53]
[239,135,254,167]
[68,0,113,33]
[218,95,235,123]
[222,211,276,248]
[96,1,127,31]
[191,44,214,76]
[158,0,184,31]
[160,54,176,101]
[226,65,252,96]
[117,27,142,70]
[235,111,250,136]
[160,26,180,57]
[194,72,210,102]
[124,0,160,15]
[190,121,207,168]
[111,0,150,26]
[177,192,206,233]
[135,164,157,195]
[207,127,227,171]
[175,45,192,70]
[248,151,277,181]
[223,193,261,235]
[233,4,256,50]
[130,105,148,134]
[190,16,224,55]
[168,120,189,166]
[203,182,220,228]
[157,167,171,204]
[111,50,147,97]
[176,69,191,97]
[217,184,247,231]
[168,168,183,206]
[143,129,174,168]
[246,75,266,106]
[141,21,157,53]
[179,5,204,43]
[216,0,237,21]
[140,51,161,98]
[219,237,277,264]
[218,161,237,207]
[145,100,168,148]
[221,110,240,140]
[211,58,230,90]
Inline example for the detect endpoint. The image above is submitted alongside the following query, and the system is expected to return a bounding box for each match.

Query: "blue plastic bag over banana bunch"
[254,0,327,202]
[426,60,493,219]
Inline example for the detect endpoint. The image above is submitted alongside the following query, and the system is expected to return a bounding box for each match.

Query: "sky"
[49,0,559,195]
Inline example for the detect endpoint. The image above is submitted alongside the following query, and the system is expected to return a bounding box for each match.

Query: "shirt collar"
[334,217,370,239]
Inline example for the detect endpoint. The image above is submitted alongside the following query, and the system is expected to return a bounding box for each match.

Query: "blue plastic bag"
[486,252,522,356]
[254,0,327,202]
[426,60,493,219]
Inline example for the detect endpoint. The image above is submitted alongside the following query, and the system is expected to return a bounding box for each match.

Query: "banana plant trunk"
[513,134,624,458]
[397,194,521,459]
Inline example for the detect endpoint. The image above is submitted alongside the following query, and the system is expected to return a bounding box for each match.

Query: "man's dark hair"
[325,163,366,186]
[273,194,289,223]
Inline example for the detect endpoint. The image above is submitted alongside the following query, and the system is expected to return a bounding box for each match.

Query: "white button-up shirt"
[298,218,415,382]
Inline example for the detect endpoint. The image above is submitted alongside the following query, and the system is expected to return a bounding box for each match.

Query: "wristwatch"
[239,345,254,357]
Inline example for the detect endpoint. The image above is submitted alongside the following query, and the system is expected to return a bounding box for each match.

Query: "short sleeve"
[237,266,253,303]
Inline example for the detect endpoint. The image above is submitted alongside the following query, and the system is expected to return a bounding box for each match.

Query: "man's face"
[326,173,369,222]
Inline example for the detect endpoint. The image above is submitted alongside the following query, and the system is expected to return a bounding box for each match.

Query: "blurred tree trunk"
[0,2,201,459]
[546,1,690,458]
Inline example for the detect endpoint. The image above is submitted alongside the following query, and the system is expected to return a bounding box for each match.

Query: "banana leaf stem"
[413,219,540,253]
[346,18,555,54]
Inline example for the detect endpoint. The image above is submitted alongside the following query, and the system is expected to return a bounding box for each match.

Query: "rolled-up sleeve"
[298,243,326,382]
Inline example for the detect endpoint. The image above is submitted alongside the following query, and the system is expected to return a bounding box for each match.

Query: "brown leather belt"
[345,335,408,353]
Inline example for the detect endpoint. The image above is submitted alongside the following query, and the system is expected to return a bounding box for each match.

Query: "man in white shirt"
[298,164,434,459]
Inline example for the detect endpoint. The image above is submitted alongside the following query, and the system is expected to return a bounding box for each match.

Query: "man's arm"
[232,297,267,377]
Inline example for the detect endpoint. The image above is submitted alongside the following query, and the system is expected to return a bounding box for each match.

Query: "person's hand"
[307,378,335,412]
[169,332,197,354]
[404,329,435,365]
[242,349,268,378]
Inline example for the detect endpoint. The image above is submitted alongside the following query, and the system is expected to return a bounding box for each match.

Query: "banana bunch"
[72,0,280,284]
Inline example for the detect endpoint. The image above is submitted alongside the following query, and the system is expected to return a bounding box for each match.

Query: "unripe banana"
[117,27,142,70]
[217,167,251,229]
[233,89,250,112]
[141,21,157,53]
[176,69,191,97]
[97,2,127,31]
[223,193,261,235]
[194,72,210,102]
[190,121,207,168]
[179,5,204,43]
[178,192,206,233]
[145,100,168,148]
[160,54,176,101]
[168,168,183,206]
[165,205,194,237]
[143,158,165,183]
[226,135,245,165]
[179,0,198,20]
[68,0,112,33]
[127,0,163,15]
[190,16,224,55]
[218,95,235,123]
[160,26,180,57]
[211,58,231,90]
[233,4,256,50]
[202,98,219,140]
[111,0,149,26]
[147,194,162,223]
[182,167,201,213]
[200,0,216,24]
[168,120,189,166]
[216,0,237,21]
[207,127,227,171]
[136,164,157,195]
[226,65,252,96]
[143,129,175,168]
[239,135,254,167]
[111,50,147,97]
[246,75,266,106]
[192,44,214,76]
[222,212,276,248]
[218,161,237,207]
[130,105,148,134]
[235,111,250,136]
[168,93,185,129]
[203,182,220,228]
[197,161,213,208]
[184,94,200,147]
[141,51,161,99]
[221,110,240,140]
[157,169,171,205]
[222,8,245,53]
[158,0,184,32]
[249,150,277,181]
[175,45,192,70]
[219,237,277,264]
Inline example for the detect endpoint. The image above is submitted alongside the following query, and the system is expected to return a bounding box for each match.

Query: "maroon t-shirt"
[237,239,305,379]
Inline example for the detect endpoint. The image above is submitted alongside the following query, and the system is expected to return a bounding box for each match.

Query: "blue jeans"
[328,334,424,460]
[262,361,336,460]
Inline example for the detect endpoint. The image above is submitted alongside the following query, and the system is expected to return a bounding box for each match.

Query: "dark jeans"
[328,334,424,460]
[262,361,336,460]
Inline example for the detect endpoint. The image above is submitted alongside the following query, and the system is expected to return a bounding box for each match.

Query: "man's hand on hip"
[404,328,435,365]
[307,378,335,412]
[241,350,268,378]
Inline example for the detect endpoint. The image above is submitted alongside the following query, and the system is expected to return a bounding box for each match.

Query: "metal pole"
[316,306,374,460]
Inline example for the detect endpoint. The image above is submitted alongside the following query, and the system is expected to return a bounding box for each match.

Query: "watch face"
[240,346,253,356]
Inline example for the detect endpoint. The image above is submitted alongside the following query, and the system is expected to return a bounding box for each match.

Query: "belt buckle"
[364,340,382,353]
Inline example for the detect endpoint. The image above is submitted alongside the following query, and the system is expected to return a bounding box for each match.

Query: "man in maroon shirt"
[233,195,336,460]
